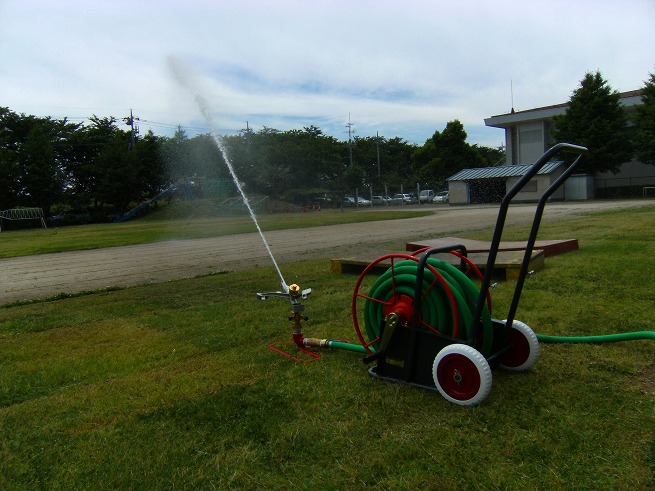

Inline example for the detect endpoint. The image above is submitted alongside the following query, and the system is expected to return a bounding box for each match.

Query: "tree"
[93,131,139,213]
[66,115,122,209]
[0,108,21,209]
[134,130,166,198]
[17,122,61,212]
[69,115,160,214]
[552,71,633,174]
[0,109,79,213]
[472,144,505,167]
[412,120,483,188]
[161,126,192,182]
[634,71,655,166]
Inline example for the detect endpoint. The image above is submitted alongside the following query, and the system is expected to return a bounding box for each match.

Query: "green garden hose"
[536,332,655,343]
[327,340,369,353]
[363,258,494,356]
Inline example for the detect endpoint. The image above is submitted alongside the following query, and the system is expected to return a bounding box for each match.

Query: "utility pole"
[126,109,139,150]
[346,113,354,166]
[376,131,381,177]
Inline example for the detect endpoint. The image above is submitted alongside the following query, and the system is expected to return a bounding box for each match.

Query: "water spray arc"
[206,131,289,293]
[169,58,288,293]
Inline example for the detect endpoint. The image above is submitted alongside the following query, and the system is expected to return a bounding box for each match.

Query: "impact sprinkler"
[257,283,367,361]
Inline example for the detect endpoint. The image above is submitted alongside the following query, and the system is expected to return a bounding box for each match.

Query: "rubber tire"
[432,344,492,406]
[499,319,540,371]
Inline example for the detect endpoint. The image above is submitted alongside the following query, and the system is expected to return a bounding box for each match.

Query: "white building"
[447,90,654,204]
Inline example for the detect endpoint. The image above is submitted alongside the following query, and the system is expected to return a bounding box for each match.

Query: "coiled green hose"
[364,258,494,356]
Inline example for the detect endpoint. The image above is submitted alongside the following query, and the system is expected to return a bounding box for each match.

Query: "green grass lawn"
[0,206,654,489]
[0,208,430,258]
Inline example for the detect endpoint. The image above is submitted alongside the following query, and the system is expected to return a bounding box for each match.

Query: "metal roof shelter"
[447,161,566,205]
[448,161,564,181]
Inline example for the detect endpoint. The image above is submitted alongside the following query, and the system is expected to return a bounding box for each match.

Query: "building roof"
[484,89,643,128]
[448,161,564,181]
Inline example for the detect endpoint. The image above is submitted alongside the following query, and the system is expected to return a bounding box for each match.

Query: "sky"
[1,0,654,149]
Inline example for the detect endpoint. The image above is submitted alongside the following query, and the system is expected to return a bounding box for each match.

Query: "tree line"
[0,109,502,218]
[1,69,653,219]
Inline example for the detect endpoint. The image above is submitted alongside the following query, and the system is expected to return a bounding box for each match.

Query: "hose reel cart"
[352,143,588,405]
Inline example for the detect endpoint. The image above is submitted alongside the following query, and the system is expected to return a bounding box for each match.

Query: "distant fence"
[215,196,270,216]
[0,208,47,232]
[595,175,655,199]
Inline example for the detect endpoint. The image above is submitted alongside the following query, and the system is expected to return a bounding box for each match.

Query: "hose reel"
[353,253,494,356]
[352,249,539,406]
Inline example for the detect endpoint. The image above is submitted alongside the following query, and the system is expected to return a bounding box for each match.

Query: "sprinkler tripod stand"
[257,284,367,361]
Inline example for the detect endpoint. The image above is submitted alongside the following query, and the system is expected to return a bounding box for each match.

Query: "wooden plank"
[331,249,544,280]
[405,236,578,257]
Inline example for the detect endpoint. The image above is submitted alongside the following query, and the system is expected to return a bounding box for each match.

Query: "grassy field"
[0,207,431,258]
[0,206,654,489]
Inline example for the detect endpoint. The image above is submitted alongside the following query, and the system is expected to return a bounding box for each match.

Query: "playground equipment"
[258,143,655,406]
[113,180,193,223]
[0,208,47,232]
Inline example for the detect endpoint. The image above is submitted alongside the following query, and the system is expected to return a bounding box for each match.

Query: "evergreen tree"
[634,71,655,166]
[552,71,633,174]
[412,120,483,188]
[0,108,21,209]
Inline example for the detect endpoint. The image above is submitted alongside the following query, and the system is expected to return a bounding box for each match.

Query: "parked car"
[343,196,372,207]
[432,191,449,203]
[393,193,418,204]
[371,195,389,206]
[385,195,403,205]
[419,189,435,204]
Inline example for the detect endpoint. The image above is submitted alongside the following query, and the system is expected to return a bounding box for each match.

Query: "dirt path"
[2,200,653,304]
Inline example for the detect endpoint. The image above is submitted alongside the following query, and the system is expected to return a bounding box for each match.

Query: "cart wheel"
[432,344,492,406]
[499,320,540,371]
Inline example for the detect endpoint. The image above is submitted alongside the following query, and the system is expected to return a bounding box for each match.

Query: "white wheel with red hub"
[432,344,492,406]
[499,319,540,371]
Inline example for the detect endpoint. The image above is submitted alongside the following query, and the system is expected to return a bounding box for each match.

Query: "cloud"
[1,0,654,147]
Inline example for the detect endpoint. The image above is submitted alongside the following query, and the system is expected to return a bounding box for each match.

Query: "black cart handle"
[470,143,588,346]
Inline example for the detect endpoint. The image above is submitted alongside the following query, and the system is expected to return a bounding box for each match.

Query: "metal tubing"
[504,152,585,329]
[470,143,587,346]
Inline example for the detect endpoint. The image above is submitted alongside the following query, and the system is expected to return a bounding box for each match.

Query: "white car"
[419,190,435,203]
[432,191,449,203]
[343,196,372,207]
[393,193,418,204]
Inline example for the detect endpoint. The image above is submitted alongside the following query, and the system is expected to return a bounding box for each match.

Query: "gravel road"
[1,200,652,304]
